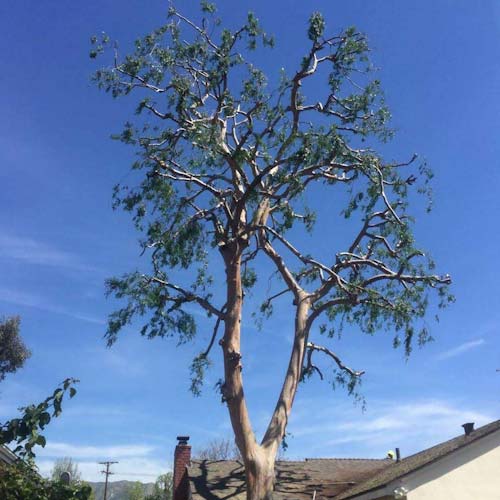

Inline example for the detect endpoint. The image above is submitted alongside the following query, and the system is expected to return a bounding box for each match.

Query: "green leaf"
[35,435,46,447]
[308,12,325,41]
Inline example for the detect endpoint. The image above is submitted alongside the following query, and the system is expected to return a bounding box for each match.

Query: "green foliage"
[105,272,197,346]
[308,12,325,41]
[126,481,146,500]
[50,457,82,484]
[200,1,216,14]
[0,378,78,459]
[145,472,173,500]
[93,2,452,396]
[189,353,211,397]
[0,462,92,500]
[0,316,31,382]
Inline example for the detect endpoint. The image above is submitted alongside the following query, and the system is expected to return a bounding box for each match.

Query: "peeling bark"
[262,296,310,448]
[222,251,310,499]
[245,448,276,500]
[221,245,257,462]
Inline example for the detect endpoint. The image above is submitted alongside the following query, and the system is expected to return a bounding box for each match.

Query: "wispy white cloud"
[0,233,95,272]
[100,349,146,376]
[287,398,496,459]
[82,344,150,378]
[0,380,52,418]
[0,287,104,324]
[0,402,19,419]
[64,405,136,420]
[39,442,155,459]
[436,339,485,361]
[36,442,167,483]
[36,442,169,482]
[37,457,169,483]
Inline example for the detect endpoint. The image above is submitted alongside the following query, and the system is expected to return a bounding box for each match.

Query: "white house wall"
[400,430,500,500]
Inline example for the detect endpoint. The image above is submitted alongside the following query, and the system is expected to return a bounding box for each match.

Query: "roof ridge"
[404,420,499,461]
[336,418,500,499]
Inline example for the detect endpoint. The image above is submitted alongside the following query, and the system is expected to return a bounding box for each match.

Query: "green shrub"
[0,462,92,500]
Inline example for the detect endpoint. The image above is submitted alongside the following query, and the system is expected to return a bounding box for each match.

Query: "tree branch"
[306,342,365,378]
[143,275,225,319]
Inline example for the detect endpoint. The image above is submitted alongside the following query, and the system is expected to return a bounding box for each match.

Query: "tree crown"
[92,2,452,395]
[0,316,31,382]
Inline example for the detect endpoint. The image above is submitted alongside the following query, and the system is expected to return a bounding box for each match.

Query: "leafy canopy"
[92,2,452,394]
[0,316,31,382]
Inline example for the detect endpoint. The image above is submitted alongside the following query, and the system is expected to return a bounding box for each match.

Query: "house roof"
[187,419,500,499]
[0,445,18,466]
[188,458,394,499]
[337,418,500,499]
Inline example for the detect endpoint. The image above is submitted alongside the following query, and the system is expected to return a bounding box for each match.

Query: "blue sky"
[1,0,499,483]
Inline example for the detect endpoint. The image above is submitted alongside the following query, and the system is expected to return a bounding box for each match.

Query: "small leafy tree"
[92,3,452,498]
[0,316,31,382]
[126,481,146,500]
[51,456,82,483]
[145,473,173,500]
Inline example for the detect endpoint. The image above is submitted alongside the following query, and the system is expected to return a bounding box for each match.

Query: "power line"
[98,461,118,500]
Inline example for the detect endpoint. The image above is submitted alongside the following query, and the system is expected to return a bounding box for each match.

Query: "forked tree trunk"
[245,449,276,500]
[221,242,310,500]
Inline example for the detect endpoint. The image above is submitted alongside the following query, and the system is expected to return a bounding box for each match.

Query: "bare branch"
[259,236,303,298]
[172,9,221,52]
[306,342,365,378]
[303,347,324,380]
[143,275,225,319]
[203,306,225,357]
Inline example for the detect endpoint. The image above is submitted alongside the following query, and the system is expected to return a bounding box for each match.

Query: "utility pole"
[98,461,118,500]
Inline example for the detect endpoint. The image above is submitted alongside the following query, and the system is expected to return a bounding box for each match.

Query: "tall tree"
[0,316,31,381]
[51,457,82,484]
[145,473,173,500]
[92,3,452,498]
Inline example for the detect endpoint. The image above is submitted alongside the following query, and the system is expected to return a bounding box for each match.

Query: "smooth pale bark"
[221,245,256,458]
[245,447,276,500]
[262,297,310,449]
[221,243,310,500]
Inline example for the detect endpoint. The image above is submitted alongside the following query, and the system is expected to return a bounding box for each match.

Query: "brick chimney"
[173,436,191,500]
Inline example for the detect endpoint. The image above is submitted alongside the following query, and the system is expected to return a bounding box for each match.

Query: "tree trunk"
[262,296,310,447]
[245,448,276,500]
[221,245,264,493]
[221,242,309,500]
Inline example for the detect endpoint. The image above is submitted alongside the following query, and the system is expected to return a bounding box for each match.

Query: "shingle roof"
[187,419,500,499]
[337,418,500,499]
[0,445,18,466]
[188,457,394,499]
